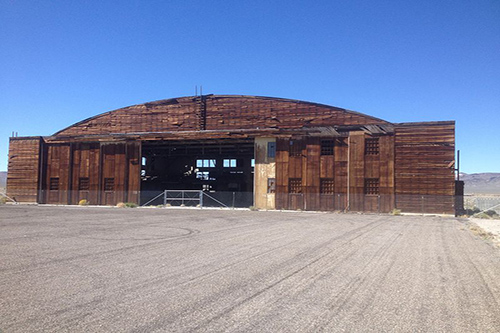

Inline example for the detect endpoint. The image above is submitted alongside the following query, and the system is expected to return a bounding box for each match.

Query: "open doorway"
[140,139,254,207]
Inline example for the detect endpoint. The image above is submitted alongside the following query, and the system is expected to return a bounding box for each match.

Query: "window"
[289,140,303,157]
[196,171,210,180]
[267,142,276,158]
[49,178,59,191]
[320,179,335,194]
[365,138,379,155]
[141,157,147,166]
[196,159,216,168]
[223,159,237,168]
[104,178,115,191]
[289,178,302,193]
[267,178,276,194]
[364,178,380,195]
[78,177,90,191]
[251,159,255,168]
[321,140,335,155]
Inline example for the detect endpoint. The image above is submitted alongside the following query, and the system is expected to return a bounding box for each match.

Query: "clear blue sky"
[1,0,499,173]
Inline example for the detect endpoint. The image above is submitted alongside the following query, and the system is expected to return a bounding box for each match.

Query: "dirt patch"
[468,218,500,248]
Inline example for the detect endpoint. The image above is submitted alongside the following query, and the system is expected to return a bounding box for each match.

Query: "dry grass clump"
[116,202,138,208]
[469,224,496,241]
[78,199,89,206]
[390,209,402,216]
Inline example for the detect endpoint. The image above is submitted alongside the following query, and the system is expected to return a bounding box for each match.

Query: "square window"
[78,177,90,191]
[364,178,380,195]
[320,179,335,194]
[289,178,302,193]
[365,138,380,155]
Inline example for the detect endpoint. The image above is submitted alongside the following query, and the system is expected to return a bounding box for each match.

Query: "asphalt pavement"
[1,205,499,332]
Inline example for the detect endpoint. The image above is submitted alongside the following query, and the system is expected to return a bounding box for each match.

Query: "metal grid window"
[289,141,303,157]
[365,138,380,155]
[321,140,335,156]
[289,178,302,194]
[49,178,59,191]
[78,177,90,191]
[320,178,335,194]
[364,178,380,195]
[104,178,115,191]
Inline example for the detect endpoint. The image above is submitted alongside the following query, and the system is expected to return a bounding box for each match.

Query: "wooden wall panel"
[394,122,455,214]
[379,135,395,212]
[348,132,365,211]
[275,138,290,210]
[304,138,320,211]
[127,141,141,204]
[6,137,42,202]
[100,143,126,205]
[44,144,71,204]
[71,143,100,205]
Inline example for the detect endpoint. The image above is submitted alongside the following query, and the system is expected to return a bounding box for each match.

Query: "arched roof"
[53,95,391,137]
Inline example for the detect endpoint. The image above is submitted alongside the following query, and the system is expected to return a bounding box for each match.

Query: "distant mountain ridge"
[460,173,500,195]
[0,171,6,189]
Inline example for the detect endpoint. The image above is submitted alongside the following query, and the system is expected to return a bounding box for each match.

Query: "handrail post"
[200,191,203,208]
[163,190,167,206]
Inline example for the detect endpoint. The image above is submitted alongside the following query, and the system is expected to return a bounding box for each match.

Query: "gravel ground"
[1,205,500,332]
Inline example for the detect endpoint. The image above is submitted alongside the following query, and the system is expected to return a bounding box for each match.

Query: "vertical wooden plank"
[127,141,141,204]
[275,138,289,209]
[348,132,365,211]
[304,137,320,211]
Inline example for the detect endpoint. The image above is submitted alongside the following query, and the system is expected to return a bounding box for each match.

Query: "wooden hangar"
[6,95,458,214]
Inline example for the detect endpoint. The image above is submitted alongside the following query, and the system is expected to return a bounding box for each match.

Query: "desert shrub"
[465,207,481,216]
[249,206,258,211]
[0,197,7,205]
[390,208,402,216]
[484,210,498,217]
[116,202,126,208]
[78,199,89,206]
[124,202,138,208]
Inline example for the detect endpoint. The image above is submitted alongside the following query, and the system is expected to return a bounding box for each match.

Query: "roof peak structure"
[53,95,390,137]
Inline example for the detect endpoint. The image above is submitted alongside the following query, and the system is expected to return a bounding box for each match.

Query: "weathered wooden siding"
[54,96,389,137]
[275,133,395,212]
[43,144,71,204]
[394,122,455,214]
[71,143,100,205]
[6,137,42,202]
[126,141,141,204]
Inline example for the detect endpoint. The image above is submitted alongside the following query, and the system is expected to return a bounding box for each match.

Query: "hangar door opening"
[140,139,254,207]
